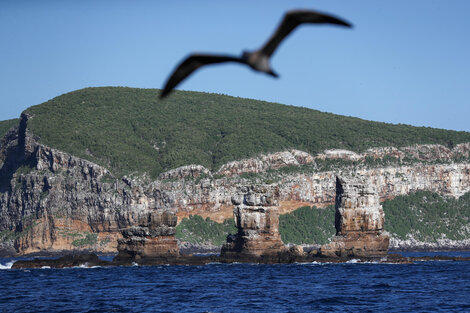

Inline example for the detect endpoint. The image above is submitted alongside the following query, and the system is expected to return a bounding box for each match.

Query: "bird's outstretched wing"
[160,54,245,98]
[259,10,352,57]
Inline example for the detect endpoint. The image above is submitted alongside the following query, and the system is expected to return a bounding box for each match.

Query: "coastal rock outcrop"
[320,175,389,257]
[220,185,286,260]
[0,114,147,255]
[114,210,178,262]
[1,113,470,255]
[216,150,314,177]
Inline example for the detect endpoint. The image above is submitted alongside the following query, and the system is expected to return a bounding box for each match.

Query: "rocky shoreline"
[7,178,388,268]
[10,179,470,269]
[11,251,470,269]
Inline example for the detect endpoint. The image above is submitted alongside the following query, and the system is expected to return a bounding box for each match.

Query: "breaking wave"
[0,261,13,270]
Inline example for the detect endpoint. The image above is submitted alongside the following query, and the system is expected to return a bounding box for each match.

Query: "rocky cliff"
[320,175,389,257]
[220,185,285,259]
[115,210,179,262]
[1,114,470,255]
[0,114,159,255]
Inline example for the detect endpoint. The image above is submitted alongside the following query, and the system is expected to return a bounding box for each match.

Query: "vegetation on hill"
[21,87,470,178]
[0,118,18,139]
[383,191,470,241]
[279,206,335,244]
[175,215,237,246]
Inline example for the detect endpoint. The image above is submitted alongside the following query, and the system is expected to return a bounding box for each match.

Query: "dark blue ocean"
[1,252,470,312]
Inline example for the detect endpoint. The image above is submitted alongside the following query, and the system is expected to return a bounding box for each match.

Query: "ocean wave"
[69,263,102,269]
[0,261,14,270]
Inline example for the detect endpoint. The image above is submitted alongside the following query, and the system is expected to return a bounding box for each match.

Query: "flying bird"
[160,9,352,98]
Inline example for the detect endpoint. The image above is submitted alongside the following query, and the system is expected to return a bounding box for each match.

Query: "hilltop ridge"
[17,87,470,179]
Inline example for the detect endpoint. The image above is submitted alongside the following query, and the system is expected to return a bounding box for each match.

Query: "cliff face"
[1,114,470,255]
[115,210,179,262]
[221,185,285,259]
[0,114,158,255]
[320,176,389,257]
[155,147,470,217]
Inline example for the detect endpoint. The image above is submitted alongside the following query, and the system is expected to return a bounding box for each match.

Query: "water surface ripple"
[1,254,470,312]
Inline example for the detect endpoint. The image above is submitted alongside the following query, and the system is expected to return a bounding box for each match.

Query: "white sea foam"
[345,259,383,264]
[131,262,139,267]
[0,261,14,270]
[40,266,51,269]
[71,263,105,269]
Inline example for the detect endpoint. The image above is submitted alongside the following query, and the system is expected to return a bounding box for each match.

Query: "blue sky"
[1,1,469,131]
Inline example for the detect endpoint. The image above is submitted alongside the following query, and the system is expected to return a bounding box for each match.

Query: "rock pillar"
[220,185,285,260]
[320,175,389,257]
[115,210,179,261]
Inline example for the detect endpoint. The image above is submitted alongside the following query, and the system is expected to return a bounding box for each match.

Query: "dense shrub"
[175,215,237,246]
[383,191,470,241]
[21,87,470,178]
[279,206,336,245]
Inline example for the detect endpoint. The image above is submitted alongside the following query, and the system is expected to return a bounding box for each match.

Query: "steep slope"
[24,87,470,179]
[0,119,18,141]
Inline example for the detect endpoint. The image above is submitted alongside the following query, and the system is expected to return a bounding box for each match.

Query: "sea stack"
[320,175,389,257]
[220,185,286,262]
[114,210,179,262]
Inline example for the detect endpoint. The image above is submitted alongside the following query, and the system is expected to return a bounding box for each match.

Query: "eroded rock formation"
[114,210,179,261]
[320,176,389,257]
[0,114,150,255]
[220,185,286,260]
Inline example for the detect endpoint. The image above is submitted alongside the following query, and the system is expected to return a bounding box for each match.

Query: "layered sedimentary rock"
[320,176,389,257]
[220,185,286,260]
[155,147,470,218]
[0,114,155,255]
[2,113,470,255]
[115,210,178,261]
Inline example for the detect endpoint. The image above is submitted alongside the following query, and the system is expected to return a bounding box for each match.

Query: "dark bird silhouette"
[160,9,352,98]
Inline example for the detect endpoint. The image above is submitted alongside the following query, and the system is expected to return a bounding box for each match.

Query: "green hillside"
[383,191,470,241]
[0,119,19,139]
[21,87,470,178]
